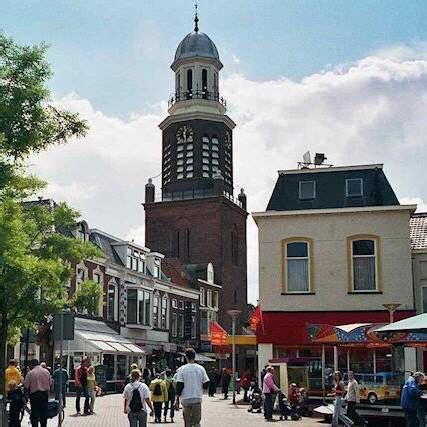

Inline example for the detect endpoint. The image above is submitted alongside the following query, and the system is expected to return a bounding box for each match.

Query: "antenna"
[298,151,333,169]
[302,151,311,165]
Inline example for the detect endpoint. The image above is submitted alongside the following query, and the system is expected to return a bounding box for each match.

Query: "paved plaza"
[23,393,324,426]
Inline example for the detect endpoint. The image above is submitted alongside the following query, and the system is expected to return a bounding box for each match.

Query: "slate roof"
[410,213,427,250]
[267,164,400,211]
[161,258,192,289]
[89,230,124,266]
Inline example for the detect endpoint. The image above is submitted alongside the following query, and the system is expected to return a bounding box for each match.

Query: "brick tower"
[144,15,248,332]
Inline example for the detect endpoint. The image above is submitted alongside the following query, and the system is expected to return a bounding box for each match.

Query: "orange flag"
[248,305,264,333]
[210,321,229,345]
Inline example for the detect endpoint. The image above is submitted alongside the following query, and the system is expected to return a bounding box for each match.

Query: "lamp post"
[226,309,241,405]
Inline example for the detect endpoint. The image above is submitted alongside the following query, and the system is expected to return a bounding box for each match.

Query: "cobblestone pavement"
[22,393,325,426]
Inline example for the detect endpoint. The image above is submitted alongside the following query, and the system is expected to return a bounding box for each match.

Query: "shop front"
[54,318,145,392]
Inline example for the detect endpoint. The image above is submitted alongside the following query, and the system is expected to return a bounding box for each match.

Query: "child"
[7,380,24,427]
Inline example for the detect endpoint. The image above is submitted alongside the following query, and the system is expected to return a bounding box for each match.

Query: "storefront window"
[116,355,127,380]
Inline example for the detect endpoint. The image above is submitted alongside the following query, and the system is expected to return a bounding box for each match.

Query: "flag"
[210,321,228,345]
[248,304,264,333]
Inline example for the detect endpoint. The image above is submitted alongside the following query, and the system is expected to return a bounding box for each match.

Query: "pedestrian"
[52,363,69,408]
[123,369,154,427]
[75,357,90,415]
[208,368,218,397]
[149,374,168,423]
[220,368,231,400]
[143,362,157,386]
[175,348,210,427]
[87,366,98,414]
[7,380,25,427]
[260,364,268,385]
[262,365,279,422]
[5,359,22,388]
[23,359,53,427]
[163,369,176,423]
[240,370,251,402]
[345,371,359,423]
[401,371,424,427]
[329,371,345,427]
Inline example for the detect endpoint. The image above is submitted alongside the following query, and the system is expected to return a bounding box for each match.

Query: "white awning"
[60,318,145,356]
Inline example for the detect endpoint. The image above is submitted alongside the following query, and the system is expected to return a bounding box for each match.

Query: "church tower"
[144,14,248,332]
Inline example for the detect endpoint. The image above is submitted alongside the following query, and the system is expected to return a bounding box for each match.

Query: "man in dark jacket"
[401,372,424,427]
[75,358,90,415]
[220,368,231,400]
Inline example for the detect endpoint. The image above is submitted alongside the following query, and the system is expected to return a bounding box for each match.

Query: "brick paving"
[21,393,325,426]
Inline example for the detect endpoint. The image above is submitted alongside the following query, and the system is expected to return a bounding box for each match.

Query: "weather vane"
[194,0,199,32]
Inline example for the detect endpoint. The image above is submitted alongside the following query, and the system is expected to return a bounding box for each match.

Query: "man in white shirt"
[346,371,359,422]
[175,348,210,427]
[123,370,154,427]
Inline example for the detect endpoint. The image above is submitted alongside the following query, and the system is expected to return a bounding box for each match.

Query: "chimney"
[145,178,155,203]
[238,188,247,210]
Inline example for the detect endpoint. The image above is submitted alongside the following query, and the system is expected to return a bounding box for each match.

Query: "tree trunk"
[0,322,8,427]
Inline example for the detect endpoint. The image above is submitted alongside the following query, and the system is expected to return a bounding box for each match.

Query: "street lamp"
[226,309,241,405]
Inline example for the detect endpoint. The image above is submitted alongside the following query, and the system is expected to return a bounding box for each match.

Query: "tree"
[71,279,104,316]
[0,33,96,401]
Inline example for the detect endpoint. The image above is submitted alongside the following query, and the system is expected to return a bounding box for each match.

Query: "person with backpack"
[163,369,176,423]
[149,374,168,423]
[123,369,154,427]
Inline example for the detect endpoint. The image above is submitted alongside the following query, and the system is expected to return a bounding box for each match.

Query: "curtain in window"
[287,259,309,292]
[353,257,376,290]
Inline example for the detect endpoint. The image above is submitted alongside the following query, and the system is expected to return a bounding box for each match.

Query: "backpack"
[129,384,143,412]
[167,380,175,397]
[153,382,162,396]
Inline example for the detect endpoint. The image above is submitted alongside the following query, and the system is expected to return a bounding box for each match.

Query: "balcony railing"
[156,188,243,208]
[168,90,227,109]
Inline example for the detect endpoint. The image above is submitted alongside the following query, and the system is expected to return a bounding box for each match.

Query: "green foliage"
[71,280,103,317]
[0,196,102,335]
[0,34,95,396]
[0,34,88,163]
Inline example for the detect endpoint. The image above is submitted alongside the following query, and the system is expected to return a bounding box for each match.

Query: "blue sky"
[3,0,427,116]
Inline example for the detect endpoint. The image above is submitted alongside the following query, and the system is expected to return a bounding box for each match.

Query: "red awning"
[256,311,415,346]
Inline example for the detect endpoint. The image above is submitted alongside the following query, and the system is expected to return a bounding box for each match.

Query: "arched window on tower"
[214,72,218,98]
[202,69,208,99]
[177,73,181,99]
[186,228,190,258]
[187,69,193,99]
[231,226,239,266]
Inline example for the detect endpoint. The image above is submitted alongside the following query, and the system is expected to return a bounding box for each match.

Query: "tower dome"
[173,32,221,66]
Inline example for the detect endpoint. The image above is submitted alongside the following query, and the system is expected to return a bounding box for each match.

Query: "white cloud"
[31,43,427,304]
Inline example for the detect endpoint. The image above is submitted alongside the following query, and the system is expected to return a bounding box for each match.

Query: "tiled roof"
[411,213,427,250]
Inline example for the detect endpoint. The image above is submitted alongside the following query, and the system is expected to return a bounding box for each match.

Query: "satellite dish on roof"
[303,151,311,164]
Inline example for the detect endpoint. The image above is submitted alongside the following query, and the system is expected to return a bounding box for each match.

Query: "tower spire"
[194,1,199,32]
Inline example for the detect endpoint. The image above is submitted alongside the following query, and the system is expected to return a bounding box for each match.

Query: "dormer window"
[346,178,363,197]
[299,180,316,200]
[153,259,160,278]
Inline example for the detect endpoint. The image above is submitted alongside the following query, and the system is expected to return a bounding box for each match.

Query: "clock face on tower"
[225,131,232,149]
[176,125,193,143]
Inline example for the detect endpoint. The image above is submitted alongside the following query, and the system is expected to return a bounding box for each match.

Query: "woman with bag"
[149,374,168,423]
